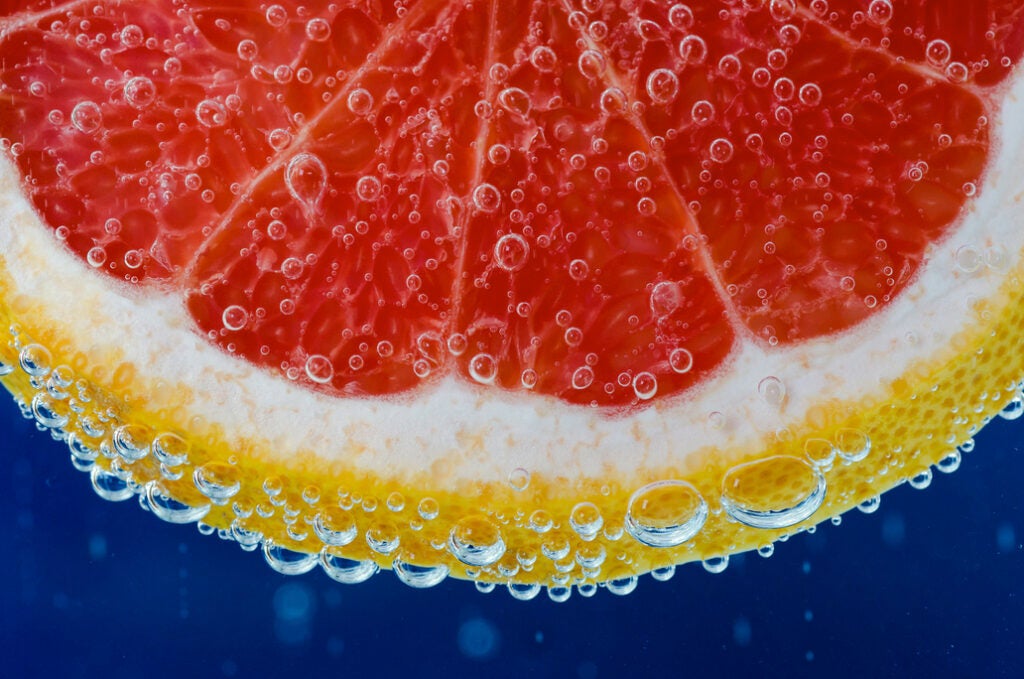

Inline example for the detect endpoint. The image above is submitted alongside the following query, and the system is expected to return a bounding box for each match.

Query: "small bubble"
[305,17,331,41]
[669,348,693,374]
[691,100,716,126]
[222,305,248,331]
[650,281,683,317]
[757,376,786,408]
[679,35,707,64]
[709,138,734,163]
[529,46,558,72]
[473,183,501,213]
[571,366,595,390]
[346,88,374,116]
[866,0,893,25]
[285,152,328,211]
[356,175,382,202]
[304,355,334,384]
[568,259,589,281]
[468,353,498,385]
[123,76,156,109]
[493,233,529,271]
[497,87,530,116]
[508,468,530,491]
[71,101,102,134]
[646,68,679,104]
[265,4,288,27]
[925,39,952,67]
[195,99,228,128]
[632,372,658,400]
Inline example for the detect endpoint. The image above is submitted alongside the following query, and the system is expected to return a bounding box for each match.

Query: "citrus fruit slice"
[1,0,1024,599]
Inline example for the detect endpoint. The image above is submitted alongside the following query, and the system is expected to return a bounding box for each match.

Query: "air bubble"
[679,35,707,64]
[835,428,871,462]
[757,376,786,408]
[632,372,658,400]
[285,152,327,212]
[493,233,528,271]
[448,515,505,567]
[650,281,682,317]
[669,348,693,374]
[508,467,530,491]
[691,100,715,125]
[721,456,826,529]
[709,138,734,163]
[926,39,952,67]
[468,353,498,385]
[569,502,603,541]
[264,542,319,575]
[530,46,558,72]
[19,343,52,377]
[71,101,102,134]
[497,87,531,116]
[195,99,227,128]
[568,259,589,281]
[393,556,449,589]
[305,17,331,41]
[473,183,502,213]
[646,68,679,104]
[320,552,379,584]
[355,175,382,202]
[222,305,248,331]
[113,424,151,462]
[625,480,708,547]
[346,88,374,115]
[866,0,893,25]
[571,366,595,390]
[304,354,334,384]
[123,76,156,109]
[193,463,241,503]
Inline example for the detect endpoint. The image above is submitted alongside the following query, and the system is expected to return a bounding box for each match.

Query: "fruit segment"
[1,0,1023,406]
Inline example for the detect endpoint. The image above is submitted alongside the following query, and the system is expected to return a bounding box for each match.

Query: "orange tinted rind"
[2,224,1023,594]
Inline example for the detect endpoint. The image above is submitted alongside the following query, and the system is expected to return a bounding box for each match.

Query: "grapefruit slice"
[1,0,1024,598]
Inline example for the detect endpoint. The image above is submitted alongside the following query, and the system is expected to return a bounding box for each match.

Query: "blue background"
[1,392,1021,678]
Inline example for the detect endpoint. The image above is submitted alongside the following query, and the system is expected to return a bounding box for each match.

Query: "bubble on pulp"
[448,516,506,567]
[709,138,735,163]
[691,99,716,125]
[355,175,382,202]
[304,354,334,384]
[285,152,327,210]
[468,353,498,385]
[192,462,242,503]
[721,456,827,529]
[571,366,595,390]
[669,347,694,374]
[625,480,708,548]
[646,68,679,104]
[568,258,590,281]
[123,76,156,109]
[473,183,502,213]
[926,39,952,67]
[221,305,248,331]
[649,281,683,317]
[305,17,331,41]
[529,45,558,72]
[346,88,373,115]
[578,49,606,79]
[71,100,102,134]
[632,372,658,400]
[497,87,531,116]
[492,233,529,271]
[194,99,227,128]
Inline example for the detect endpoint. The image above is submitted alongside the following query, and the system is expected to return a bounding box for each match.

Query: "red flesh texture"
[0,0,1022,407]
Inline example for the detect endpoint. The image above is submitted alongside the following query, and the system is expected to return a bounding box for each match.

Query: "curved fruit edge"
[2,238,1023,594]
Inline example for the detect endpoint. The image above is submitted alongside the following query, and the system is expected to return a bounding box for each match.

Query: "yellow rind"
[2,252,1022,591]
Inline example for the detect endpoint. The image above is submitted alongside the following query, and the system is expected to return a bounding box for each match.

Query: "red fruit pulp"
[0,0,1022,407]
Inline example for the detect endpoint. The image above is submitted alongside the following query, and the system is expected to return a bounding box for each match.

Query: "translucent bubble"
[521,369,538,389]
[599,87,627,114]
[571,366,595,390]
[570,502,604,541]
[195,99,228,127]
[285,152,327,211]
[691,100,716,125]
[265,4,288,27]
[650,281,683,317]
[222,305,248,331]
[281,257,304,279]
[769,0,796,21]
[448,515,505,567]
[305,17,331,41]
[632,372,658,400]
[578,49,606,79]
[646,68,679,104]
[267,128,293,151]
[568,259,589,281]
[346,88,374,115]
[709,138,734,163]
[493,233,529,271]
[798,83,822,107]
[669,347,693,374]
[668,4,695,29]
[123,76,156,109]
[320,552,378,584]
[679,35,707,64]
[530,45,558,72]
[625,480,708,547]
[946,62,969,83]
[926,39,952,67]
[721,456,826,529]
[508,467,530,491]
[71,101,102,134]
[86,246,107,267]
[356,175,382,202]
[304,354,334,384]
[487,143,510,165]
[193,462,241,503]
[468,353,497,385]
[757,376,786,408]
[497,87,530,116]
[866,0,893,25]
[473,183,501,213]
[237,39,258,61]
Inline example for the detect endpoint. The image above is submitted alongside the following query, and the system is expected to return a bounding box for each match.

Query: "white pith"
[1,73,1023,491]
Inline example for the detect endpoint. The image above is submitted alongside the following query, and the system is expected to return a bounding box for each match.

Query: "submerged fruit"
[1,0,1024,599]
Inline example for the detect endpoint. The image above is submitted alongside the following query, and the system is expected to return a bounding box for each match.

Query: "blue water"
[1,394,1021,678]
